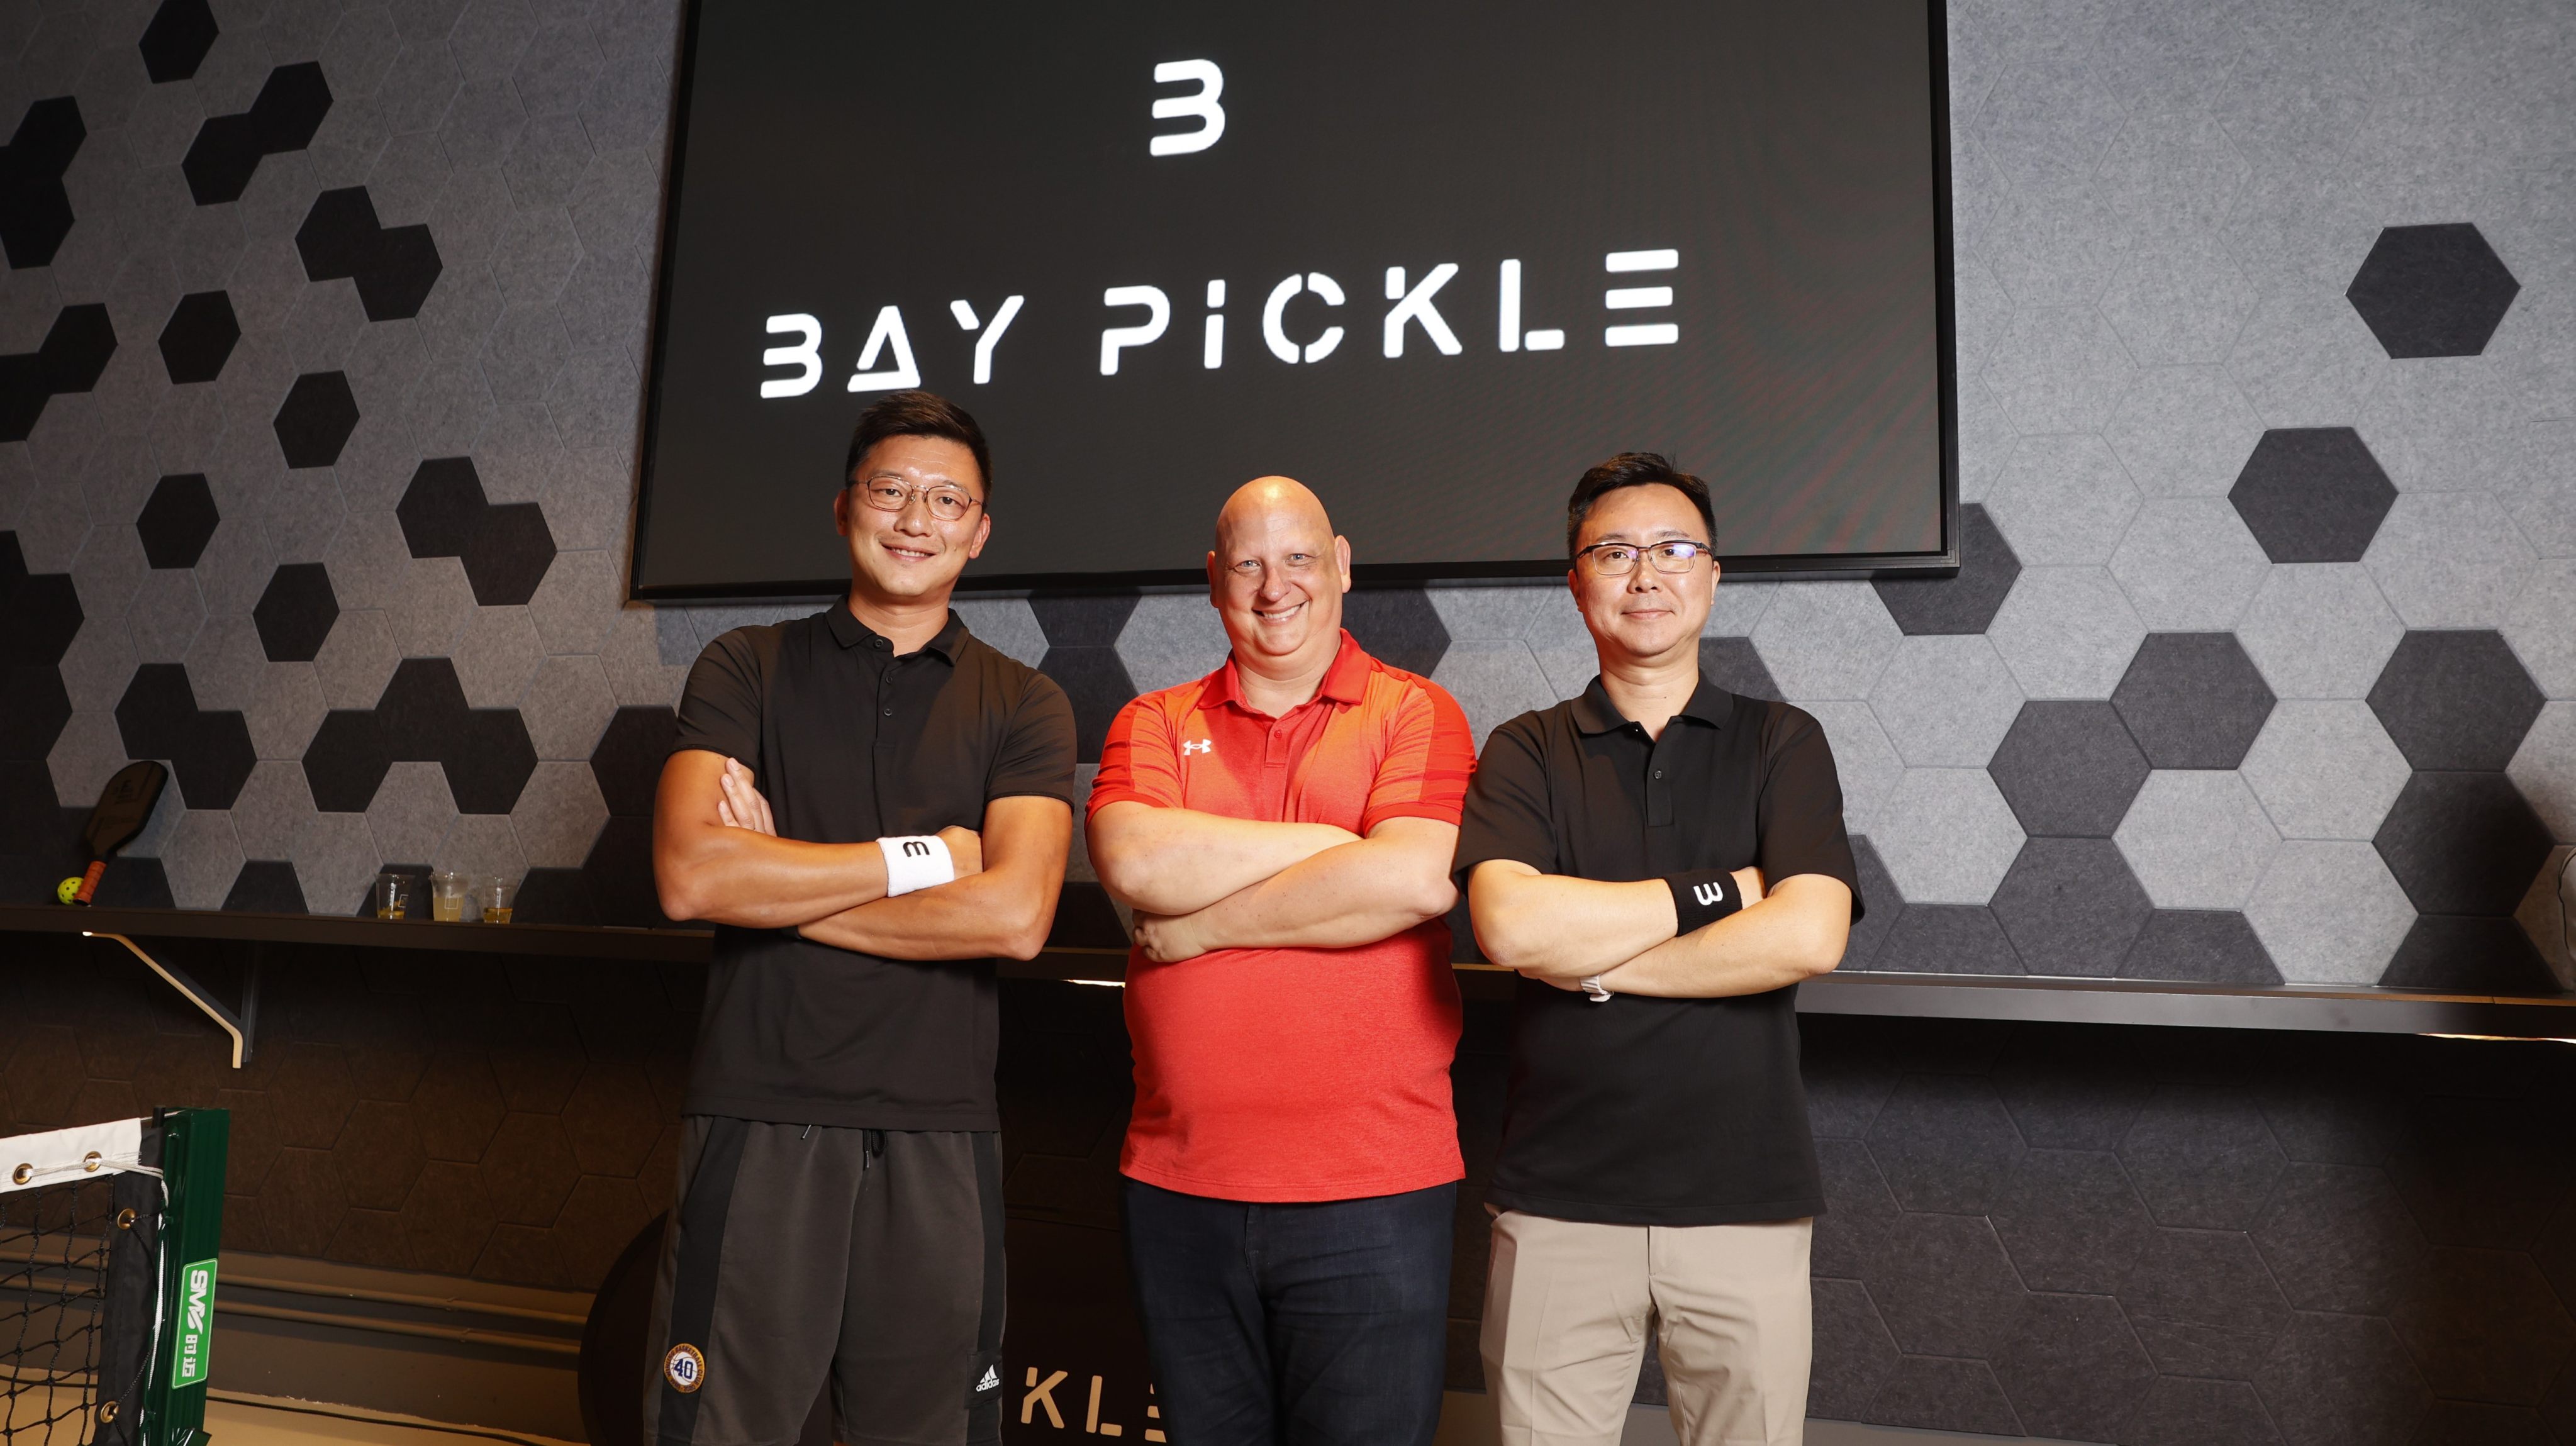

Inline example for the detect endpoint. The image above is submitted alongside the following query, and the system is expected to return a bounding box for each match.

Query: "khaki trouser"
[1481,1211,1812,1446]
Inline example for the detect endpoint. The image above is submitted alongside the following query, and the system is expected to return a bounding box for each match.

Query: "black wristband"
[1667,868,1741,937]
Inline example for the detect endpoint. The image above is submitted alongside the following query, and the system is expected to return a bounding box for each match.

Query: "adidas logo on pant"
[975,1365,1001,1394]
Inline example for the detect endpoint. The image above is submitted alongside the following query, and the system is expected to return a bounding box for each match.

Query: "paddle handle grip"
[72,859,104,906]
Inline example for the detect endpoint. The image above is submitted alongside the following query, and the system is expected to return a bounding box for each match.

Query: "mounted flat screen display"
[632,0,1954,596]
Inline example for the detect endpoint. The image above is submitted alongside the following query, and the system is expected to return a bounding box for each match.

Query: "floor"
[203,1393,583,1446]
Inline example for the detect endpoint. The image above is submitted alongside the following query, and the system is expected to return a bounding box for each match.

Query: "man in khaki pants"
[1455,454,1863,1446]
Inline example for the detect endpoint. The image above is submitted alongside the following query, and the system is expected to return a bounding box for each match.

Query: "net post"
[142,1107,229,1446]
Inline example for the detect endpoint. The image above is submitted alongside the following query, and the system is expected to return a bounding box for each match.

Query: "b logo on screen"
[754,61,1681,400]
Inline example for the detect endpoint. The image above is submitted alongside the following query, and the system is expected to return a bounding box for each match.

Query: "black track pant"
[644,1118,1006,1446]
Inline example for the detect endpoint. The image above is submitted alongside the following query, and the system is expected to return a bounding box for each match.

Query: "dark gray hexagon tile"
[1839,837,1904,968]
[2252,1162,2430,1315]
[1873,504,2020,636]
[254,562,339,663]
[1990,1292,2157,1444]
[2368,630,2546,771]
[1988,701,2149,838]
[2384,1106,2573,1250]
[1811,1137,1899,1279]
[2122,1377,2285,1446]
[2375,772,2555,917]
[399,458,488,557]
[139,0,220,82]
[2230,428,2399,564]
[2380,915,2559,996]
[2123,1084,2288,1230]
[182,62,333,205]
[137,473,221,570]
[2253,1311,2431,1446]
[1994,1025,2151,1151]
[1039,646,1138,766]
[2119,1226,2293,1379]
[1805,1278,1898,1423]
[297,187,444,321]
[223,859,308,913]
[0,99,83,269]
[1866,1073,2027,1215]
[158,291,240,385]
[2390,1248,2575,1406]
[458,502,556,605]
[0,664,70,761]
[1875,905,2024,974]
[1991,1148,2153,1294]
[0,304,116,443]
[445,709,539,814]
[1864,1356,2022,1437]
[1341,586,1449,677]
[2348,223,2521,360]
[591,706,677,818]
[113,662,255,808]
[1865,1211,2029,1359]
[274,371,360,469]
[2123,909,2283,984]
[1697,635,1779,701]
[1030,591,1142,648]
[1990,838,2153,977]
[2114,632,2277,769]
[303,709,392,812]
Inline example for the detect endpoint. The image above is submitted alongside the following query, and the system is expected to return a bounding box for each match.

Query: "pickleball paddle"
[69,760,169,906]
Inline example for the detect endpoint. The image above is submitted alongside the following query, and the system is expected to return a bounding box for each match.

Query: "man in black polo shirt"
[644,391,1077,1446]
[1456,453,1860,1446]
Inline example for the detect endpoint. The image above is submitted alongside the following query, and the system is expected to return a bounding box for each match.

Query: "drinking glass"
[480,877,518,924]
[372,871,412,920]
[430,870,469,922]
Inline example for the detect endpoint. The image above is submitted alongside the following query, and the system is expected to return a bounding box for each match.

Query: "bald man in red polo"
[1088,477,1475,1446]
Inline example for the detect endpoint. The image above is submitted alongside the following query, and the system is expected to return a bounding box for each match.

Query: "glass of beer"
[480,877,518,924]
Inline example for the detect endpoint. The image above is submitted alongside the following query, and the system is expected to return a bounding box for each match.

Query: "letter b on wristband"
[879,835,956,896]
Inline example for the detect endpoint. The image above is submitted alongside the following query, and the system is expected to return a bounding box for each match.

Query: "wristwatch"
[1580,974,1612,1003]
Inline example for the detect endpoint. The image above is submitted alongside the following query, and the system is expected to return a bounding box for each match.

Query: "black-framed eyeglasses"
[850,478,981,522]
[1574,539,1715,576]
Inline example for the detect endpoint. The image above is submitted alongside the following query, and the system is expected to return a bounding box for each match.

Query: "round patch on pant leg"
[664,1343,706,1393]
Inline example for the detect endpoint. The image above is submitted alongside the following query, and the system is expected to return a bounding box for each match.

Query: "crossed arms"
[1468,861,1852,998]
[1088,802,1458,962]
[652,749,1071,960]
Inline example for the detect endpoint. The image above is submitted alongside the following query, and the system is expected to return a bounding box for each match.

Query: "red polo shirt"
[1090,631,1476,1201]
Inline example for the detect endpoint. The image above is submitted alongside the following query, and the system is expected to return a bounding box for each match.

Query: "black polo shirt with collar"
[669,604,1077,1130]
[1453,676,1863,1225]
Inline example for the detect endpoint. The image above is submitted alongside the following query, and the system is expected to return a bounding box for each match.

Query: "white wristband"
[878,835,955,896]
[1580,975,1613,1003]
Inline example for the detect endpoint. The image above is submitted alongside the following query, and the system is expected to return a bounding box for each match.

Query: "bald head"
[1207,475,1351,677]
[1215,476,1333,552]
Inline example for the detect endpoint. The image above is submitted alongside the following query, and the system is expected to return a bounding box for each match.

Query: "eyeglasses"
[1575,539,1715,576]
[850,479,981,522]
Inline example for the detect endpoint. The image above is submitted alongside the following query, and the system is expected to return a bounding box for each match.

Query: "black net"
[1,1152,158,1446]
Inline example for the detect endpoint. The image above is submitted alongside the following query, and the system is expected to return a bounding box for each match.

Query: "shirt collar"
[825,603,967,661]
[1206,630,1373,713]
[1571,674,1732,735]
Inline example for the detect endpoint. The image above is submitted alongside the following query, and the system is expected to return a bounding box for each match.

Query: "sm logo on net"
[754,60,1680,400]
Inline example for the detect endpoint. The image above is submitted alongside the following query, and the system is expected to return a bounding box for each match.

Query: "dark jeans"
[1123,1177,1457,1446]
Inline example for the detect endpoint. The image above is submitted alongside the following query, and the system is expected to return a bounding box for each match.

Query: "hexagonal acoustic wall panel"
[252,563,339,664]
[157,291,240,385]
[0,97,84,268]
[182,62,333,205]
[2346,223,2521,359]
[2375,772,2555,917]
[1341,587,1451,677]
[0,304,116,442]
[2112,634,2277,770]
[297,189,444,322]
[114,664,255,809]
[135,474,220,570]
[1032,592,1142,764]
[2230,428,2397,565]
[2367,630,2545,772]
[396,458,559,605]
[1874,504,2022,636]
[303,659,538,817]
[1988,701,2151,838]
[137,0,219,82]
[274,372,360,469]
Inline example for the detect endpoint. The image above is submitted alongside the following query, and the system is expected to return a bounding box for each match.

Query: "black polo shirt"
[668,605,1077,1130]
[1452,676,1863,1225]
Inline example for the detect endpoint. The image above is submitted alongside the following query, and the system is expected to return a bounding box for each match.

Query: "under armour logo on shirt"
[1182,739,1213,755]
[1692,881,1724,908]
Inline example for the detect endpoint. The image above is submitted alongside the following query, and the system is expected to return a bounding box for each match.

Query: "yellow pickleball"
[57,876,82,904]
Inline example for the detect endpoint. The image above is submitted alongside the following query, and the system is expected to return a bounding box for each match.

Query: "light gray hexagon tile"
[598,604,692,707]
[2357,353,2533,495]
[2511,704,2576,844]
[2234,564,2404,700]
[386,554,481,656]
[2504,560,2576,698]
[437,812,527,886]
[511,760,610,869]
[2115,770,2283,909]
[525,547,622,655]
[1868,767,2027,905]
[1804,699,1903,838]
[1751,582,1902,702]
[2100,229,2260,370]
[194,511,281,618]
[247,660,330,759]
[1117,592,1231,696]
[123,780,187,863]
[1426,583,1549,643]
[48,714,130,809]
[2223,286,2385,428]
[2240,701,2412,841]
[1432,640,1559,747]
[2109,497,2272,631]
[1955,372,2014,504]
[481,308,572,414]
[454,604,544,707]
[128,567,209,663]
[683,600,815,648]
[2245,840,2416,984]
[1870,635,2025,768]
[14,472,91,573]
[1983,178,2133,314]
[1983,305,2139,435]
[182,611,270,713]
[2099,109,2251,247]
[520,653,618,760]
[293,809,382,916]
[2363,490,2537,629]
[1986,566,2147,699]
[538,445,638,553]
[2104,367,2268,498]
[949,598,1047,669]
[1973,60,2122,200]
[313,608,403,709]
[284,281,371,377]
[2489,419,2576,560]
[472,400,566,504]
[321,506,413,612]
[230,759,319,860]
[369,760,459,864]
[160,808,246,910]
[1705,579,1776,637]
[544,345,642,454]
[1952,254,2010,379]
[1520,589,1600,701]
[55,615,137,714]
[70,516,148,624]
[2518,845,2574,989]
[1985,433,2143,567]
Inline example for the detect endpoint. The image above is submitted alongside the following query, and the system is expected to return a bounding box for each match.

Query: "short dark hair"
[1564,452,1715,556]
[843,390,993,496]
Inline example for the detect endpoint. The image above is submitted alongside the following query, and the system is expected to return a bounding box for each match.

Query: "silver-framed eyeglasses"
[852,478,981,522]
[1575,539,1715,576]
